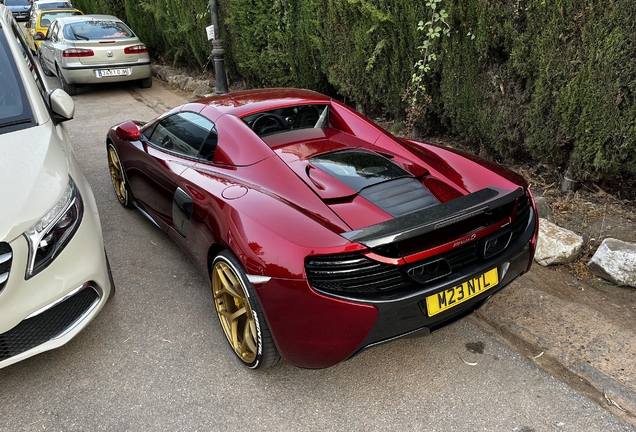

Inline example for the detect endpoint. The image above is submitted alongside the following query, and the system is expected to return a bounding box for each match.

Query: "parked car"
[106,88,539,369]
[36,14,152,95]
[5,0,31,21]
[0,4,114,370]
[23,8,83,54]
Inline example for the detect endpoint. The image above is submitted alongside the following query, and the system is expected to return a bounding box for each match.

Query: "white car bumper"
[0,182,113,370]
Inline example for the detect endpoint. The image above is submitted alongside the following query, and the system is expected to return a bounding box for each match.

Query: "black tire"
[139,77,153,88]
[211,250,280,370]
[107,142,134,208]
[39,54,53,77]
[57,66,76,95]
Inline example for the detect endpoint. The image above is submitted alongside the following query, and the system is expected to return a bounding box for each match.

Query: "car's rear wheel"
[39,54,53,77]
[139,77,152,88]
[211,251,279,369]
[107,143,134,208]
[57,66,76,96]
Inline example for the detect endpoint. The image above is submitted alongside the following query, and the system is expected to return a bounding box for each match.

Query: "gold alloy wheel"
[212,259,259,364]
[107,146,128,205]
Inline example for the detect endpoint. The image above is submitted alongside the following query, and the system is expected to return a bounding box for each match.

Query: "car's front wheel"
[211,251,279,369]
[107,143,134,208]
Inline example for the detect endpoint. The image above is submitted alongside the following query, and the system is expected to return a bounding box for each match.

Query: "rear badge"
[453,233,477,248]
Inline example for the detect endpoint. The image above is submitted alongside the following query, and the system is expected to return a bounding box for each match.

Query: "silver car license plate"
[95,68,130,78]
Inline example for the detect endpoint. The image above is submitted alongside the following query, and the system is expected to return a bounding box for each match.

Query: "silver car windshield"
[63,20,135,40]
[6,0,31,6]
[0,27,35,134]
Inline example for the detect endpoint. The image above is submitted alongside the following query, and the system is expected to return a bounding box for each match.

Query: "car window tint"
[148,112,214,158]
[242,104,329,137]
[47,21,58,40]
[0,28,35,134]
[41,1,72,9]
[41,11,81,26]
[198,128,218,161]
[64,20,135,40]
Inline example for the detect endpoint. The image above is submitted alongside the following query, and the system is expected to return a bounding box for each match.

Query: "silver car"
[37,14,152,95]
[5,0,31,21]
[0,4,114,369]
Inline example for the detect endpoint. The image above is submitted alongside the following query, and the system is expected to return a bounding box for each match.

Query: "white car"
[0,4,113,369]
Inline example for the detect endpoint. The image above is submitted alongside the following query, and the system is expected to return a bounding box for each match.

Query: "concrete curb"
[151,64,213,98]
[471,265,636,427]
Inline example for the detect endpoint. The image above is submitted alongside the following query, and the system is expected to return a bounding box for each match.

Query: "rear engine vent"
[306,253,412,295]
[359,178,438,217]
[0,242,12,294]
[509,195,531,241]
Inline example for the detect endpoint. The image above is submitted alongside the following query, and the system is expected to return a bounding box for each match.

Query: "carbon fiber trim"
[341,186,524,248]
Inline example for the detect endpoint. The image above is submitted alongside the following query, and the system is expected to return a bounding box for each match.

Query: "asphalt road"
[0,78,633,432]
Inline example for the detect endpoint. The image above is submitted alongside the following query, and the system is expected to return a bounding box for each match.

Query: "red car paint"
[107,88,538,368]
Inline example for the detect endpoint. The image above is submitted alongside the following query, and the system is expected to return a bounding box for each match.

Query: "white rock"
[534,219,584,266]
[587,238,636,288]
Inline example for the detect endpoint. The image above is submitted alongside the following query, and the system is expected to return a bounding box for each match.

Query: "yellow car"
[24,8,83,54]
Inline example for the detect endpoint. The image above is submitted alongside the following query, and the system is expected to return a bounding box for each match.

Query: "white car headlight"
[23,178,83,279]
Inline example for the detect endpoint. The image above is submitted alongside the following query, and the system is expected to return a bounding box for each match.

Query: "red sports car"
[106,88,539,369]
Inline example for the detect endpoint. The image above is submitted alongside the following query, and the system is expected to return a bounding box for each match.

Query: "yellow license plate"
[424,268,499,317]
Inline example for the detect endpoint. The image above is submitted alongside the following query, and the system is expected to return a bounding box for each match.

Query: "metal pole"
[209,0,229,94]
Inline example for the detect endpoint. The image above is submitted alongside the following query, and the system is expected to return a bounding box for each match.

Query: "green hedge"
[66,0,636,181]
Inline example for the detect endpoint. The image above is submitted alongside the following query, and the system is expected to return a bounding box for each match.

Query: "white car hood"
[0,124,69,242]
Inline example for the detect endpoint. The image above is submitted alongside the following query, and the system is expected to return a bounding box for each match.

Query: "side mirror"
[48,88,75,123]
[115,120,141,141]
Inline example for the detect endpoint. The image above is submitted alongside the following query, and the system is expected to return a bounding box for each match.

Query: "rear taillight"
[124,44,148,54]
[36,32,46,38]
[62,48,94,57]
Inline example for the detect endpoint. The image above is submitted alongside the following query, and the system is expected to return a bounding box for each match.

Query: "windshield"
[63,20,135,40]
[0,30,35,134]
[6,0,31,5]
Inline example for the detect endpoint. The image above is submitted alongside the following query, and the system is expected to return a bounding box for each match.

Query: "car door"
[38,19,58,72]
[126,111,213,227]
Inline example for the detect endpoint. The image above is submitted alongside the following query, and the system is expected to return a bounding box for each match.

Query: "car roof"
[196,88,332,118]
[54,14,121,25]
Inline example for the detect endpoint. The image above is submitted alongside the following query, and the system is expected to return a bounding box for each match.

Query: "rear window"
[40,11,82,27]
[37,2,73,10]
[0,27,35,135]
[242,104,329,137]
[63,20,135,40]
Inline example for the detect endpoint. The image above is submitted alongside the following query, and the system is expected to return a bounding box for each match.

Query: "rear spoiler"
[341,186,524,248]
